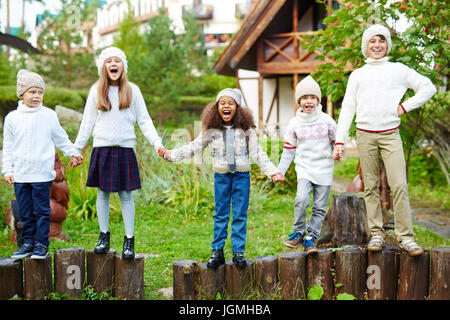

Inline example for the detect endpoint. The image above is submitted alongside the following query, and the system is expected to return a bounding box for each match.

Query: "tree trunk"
[196,262,225,300]
[0,258,23,300]
[335,246,367,300]
[86,249,116,295]
[306,249,335,300]
[279,252,307,299]
[114,254,145,300]
[224,259,254,299]
[173,259,198,300]
[54,247,86,299]
[254,255,278,297]
[429,247,450,300]
[367,246,400,300]
[24,255,52,300]
[397,250,430,300]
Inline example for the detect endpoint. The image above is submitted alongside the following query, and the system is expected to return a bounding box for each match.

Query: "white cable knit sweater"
[74,82,162,155]
[335,57,436,144]
[2,101,76,182]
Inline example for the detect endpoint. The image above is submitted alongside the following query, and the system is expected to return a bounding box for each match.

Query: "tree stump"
[0,258,23,300]
[86,249,116,295]
[306,249,335,300]
[397,250,430,300]
[254,255,278,297]
[24,255,52,300]
[225,259,254,299]
[114,254,145,300]
[318,192,369,247]
[429,247,450,300]
[367,246,400,300]
[196,262,225,300]
[54,247,86,299]
[279,252,307,299]
[173,259,198,300]
[335,246,367,299]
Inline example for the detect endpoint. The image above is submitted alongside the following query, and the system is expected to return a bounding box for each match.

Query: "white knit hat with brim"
[97,46,128,76]
[16,69,45,98]
[361,24,392,58]
[216,88,242,106]
[295,75,321,104]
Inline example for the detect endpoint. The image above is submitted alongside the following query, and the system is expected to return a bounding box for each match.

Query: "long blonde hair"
[96,64,132,111]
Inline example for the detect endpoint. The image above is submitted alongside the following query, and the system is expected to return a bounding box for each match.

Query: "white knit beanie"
[97,46,128,76]
[361,24,392,58]
[295,75,321,103]
[16,69,45,98]
[216,88,242,106]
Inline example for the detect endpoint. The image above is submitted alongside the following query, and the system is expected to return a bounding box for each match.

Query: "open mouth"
[109,68,119,75]
[222,110,231,116]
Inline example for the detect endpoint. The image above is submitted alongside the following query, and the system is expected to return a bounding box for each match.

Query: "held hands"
[68,156,83,168]
[332,145,344,162]
[271,173,285,183]
[156,146,169,160]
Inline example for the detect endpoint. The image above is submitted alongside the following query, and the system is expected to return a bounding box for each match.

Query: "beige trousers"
[356,129,414,242]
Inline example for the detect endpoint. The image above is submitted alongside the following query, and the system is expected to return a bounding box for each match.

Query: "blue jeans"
[212,171,250,252]
[14,181,52,247]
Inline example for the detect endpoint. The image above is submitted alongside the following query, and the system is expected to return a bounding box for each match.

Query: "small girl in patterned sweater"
[165,88,284,268]
[278,76,337,254]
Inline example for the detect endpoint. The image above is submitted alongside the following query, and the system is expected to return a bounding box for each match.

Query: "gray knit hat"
[16,69,45,98]
[361,24,392,58]
[97,46,128,76]
[295,75,321,103]
[216,88,242,106]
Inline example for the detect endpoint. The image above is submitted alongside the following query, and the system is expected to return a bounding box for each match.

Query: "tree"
[304,0,449,183]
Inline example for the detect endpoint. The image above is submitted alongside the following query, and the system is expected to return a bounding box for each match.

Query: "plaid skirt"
[86,147,141,192]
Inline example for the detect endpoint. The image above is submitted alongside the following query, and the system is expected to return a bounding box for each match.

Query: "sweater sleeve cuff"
[400,104,407,114]
[335,142,344,146]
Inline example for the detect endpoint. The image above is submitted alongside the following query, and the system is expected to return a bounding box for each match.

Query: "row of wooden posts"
[173,246,450,300]
[0,248,145,300]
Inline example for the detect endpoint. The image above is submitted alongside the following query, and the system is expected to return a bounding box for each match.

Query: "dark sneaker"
[11,242,34,259]
[303,236,318,255]
[284,232,303,248]
[94,231,110,254]
[206,249,225,269]
[31,243,50,259]
[232,252,247,268]
[122,236,135,260]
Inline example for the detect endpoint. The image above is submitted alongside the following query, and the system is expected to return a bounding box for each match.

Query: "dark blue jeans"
[14,181,52,247]
[212,171,250,252]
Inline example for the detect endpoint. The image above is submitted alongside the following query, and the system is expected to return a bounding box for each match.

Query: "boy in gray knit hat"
[2,70,81,259]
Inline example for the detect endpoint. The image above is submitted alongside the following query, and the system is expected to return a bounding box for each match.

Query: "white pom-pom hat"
[97,46,128,76]
[361,24,392,58]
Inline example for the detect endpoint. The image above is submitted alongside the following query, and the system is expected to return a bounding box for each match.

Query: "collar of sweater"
[17,100,43,113]
[365,56,390,65]
[296,104,322,123]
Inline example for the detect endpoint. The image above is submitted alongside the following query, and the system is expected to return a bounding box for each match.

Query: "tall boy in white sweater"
[2,70,80,259]
[333,24,436,256]
[278,76,337,254]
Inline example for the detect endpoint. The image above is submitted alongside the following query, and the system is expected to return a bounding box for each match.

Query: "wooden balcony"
[182,4,213,20]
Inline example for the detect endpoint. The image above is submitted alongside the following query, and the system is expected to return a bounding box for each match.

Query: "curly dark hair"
[201,101,256,131]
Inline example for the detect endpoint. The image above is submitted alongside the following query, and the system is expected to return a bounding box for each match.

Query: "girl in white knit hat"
[332,24,436,256]
[278,75,337,254]
[3,70,80,260]
[71,47,167,259]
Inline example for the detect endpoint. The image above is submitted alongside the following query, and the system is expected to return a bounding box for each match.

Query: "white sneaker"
[367,235,385,251]
[399,240,424,256]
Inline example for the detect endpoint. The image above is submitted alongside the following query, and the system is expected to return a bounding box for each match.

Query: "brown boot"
[303,236,318,255]
[284,232,303,249]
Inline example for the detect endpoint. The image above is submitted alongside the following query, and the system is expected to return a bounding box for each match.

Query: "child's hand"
[271,173,285,183]
[4,175,15,184]
[397,105,406,117]
[156,146,168,159]
[69,156,83,167]
[333,145,344,162]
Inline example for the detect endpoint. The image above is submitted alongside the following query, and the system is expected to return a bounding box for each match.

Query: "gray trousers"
[293,179,330,239]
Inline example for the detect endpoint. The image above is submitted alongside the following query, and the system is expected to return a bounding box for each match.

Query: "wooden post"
[0,258,23,299]
[114,254,145,300]
[306,249,335,300]
[225,259,254,299]
[279,252,307,299]
[429,247,450,300]
[397,250,430,300]
[335,246,367,300]
[196,262,225,300]
[86,249,116,295]
[173,259,198,300]
[54,247,85,299]
[367,246,400,300]
[24,255,52,300]
[254,255,278,297]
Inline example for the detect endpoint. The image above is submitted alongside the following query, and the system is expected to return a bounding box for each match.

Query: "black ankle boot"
[232,252,246,268]
[122,236,135,260]
[207,249,225,269]
[94,231,110,254]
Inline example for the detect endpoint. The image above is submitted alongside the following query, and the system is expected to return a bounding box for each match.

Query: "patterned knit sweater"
[168,127,280,177]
